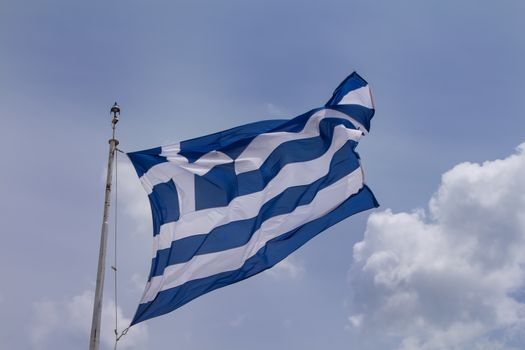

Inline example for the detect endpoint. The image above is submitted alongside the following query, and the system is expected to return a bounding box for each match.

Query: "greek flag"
[127,72,379,325]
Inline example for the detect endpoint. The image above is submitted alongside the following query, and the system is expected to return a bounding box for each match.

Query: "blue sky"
[1,1,524,349]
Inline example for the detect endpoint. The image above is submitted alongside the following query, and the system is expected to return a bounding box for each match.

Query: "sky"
[1,1,524,349]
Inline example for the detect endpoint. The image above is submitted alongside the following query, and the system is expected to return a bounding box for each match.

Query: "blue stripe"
[131,185,379,325]
[127,147,166,178]
[148,140,361,279]
[325,71,368,107]
[328,105,375,133]
[179,109,323,163]
[149,180,180,236]
[179,119,288,162]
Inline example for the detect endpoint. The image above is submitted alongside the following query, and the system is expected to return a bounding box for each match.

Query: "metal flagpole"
[89,103,120,350]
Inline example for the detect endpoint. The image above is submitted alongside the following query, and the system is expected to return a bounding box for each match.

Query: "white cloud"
[266,256,305,280]
[348,314,363,328]
[347,143,525,350]
[117,159,151,230]
[31,290,148,350]
[100,158,150,232]
[131,273,147,294]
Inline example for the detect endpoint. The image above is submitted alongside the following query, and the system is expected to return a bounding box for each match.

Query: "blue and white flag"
[127,72,379,325]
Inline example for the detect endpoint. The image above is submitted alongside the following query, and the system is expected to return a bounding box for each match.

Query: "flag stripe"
[148,180,180,235]
[326,105,374,132]
[148,139,360,279]
[151,125,361,252]
[131,185,378,325]
[325,71,369,107]
[336,85,373,108]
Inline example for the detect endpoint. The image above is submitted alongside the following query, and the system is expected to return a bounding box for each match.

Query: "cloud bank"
[31,290,148,350]
[347,143,525,350]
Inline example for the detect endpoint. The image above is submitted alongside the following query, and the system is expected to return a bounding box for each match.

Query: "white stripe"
[338,85,373,109]
[234,108,365,175]
[152,125,363,256]
[141,166,364,304]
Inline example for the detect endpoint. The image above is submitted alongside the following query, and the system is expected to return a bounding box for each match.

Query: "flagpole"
[89,103,120,350]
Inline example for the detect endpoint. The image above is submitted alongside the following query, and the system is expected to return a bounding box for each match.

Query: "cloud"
[346,143,525,350]
[266,256,305,280]
[131,273,147,294]
[100,158,151,232]
[116,159,151,232]
[265,103,288,117]
[31,290,148,350]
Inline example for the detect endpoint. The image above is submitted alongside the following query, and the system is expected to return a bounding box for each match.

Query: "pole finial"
[111,102,120,126]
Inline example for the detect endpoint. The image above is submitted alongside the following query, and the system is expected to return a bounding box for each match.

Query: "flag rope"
[112,149,119,350]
